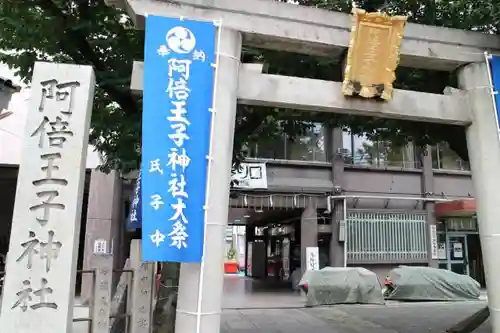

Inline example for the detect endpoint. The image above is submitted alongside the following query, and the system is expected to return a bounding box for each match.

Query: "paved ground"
[7,275,490,332]
[223,274,305,309]
[221,276,492,333]
[221,301,492,333]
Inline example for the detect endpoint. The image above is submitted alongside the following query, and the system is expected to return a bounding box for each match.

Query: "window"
[286,123,325,162]
[343,131,421,168]
[352,134,378,166]
[431,142,470,171]
[250,134,286,160]
[247,122,326,162]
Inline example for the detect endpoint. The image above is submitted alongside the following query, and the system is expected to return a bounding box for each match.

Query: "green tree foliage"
[354,139,416,167]
[0,0,144,171]
[0,0,498,171]
[0,0,312,172]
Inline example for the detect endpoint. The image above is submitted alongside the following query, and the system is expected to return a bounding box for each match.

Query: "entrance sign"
[306,247,320,271]
[0,62,95,332]
[141,15,216,262]
[232,162,268,189]
[453,242,463,258]
[342,9,407,101]
[438,243,447,260]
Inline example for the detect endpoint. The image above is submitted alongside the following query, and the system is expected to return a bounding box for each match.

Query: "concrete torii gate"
[106,0,500,332]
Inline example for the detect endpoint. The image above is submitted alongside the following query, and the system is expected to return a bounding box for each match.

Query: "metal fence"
[346,211,429,263]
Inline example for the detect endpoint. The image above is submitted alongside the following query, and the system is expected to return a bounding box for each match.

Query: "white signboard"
[306,247,320,271]
[453,242,463,258]
[0,63,95,332]
[93,239,108,254]
[438,243,447,260]
[429,225,438,259]
[232,162,268,189]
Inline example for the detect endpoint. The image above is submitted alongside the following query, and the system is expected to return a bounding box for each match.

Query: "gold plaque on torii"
[342,8,407,101]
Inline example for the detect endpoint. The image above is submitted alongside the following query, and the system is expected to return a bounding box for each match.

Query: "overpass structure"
[106,0,500,332]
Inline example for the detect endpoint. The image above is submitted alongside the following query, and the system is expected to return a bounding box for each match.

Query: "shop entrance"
[437,218,485,286]
[466,233,485,286]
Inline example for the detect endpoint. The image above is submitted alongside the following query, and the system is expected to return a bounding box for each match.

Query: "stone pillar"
[327,127,346,267]
[174,28,242,333]
[300,200,318,275]
[458,62,500,332]
[81,170,122,303]
[129,240,155,333]
[91,254,113,333]
[0,62,95,332]
[421,146,438,268]
[331,199,346,267]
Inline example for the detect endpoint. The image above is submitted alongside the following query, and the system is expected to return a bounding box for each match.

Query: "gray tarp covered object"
[298,267,385,306]
[385,266,480,301]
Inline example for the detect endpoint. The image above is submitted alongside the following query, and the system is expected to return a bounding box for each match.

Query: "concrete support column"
[81,170,122,303]
[458,62,500,333]
[300,200,318,275]
[327,127,346,267]
[174,28,242,333]
[421,146,438,268]
[331,199,346,267]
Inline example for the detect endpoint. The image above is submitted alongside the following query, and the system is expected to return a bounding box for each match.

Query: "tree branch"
[35,0,139,116]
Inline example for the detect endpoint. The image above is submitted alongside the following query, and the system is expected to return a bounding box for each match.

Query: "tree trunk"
[446,306,489,333]
[153,263,180,333]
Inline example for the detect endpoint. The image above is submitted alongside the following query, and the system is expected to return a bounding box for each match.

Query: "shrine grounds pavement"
[14,274,491,332]
[219,275,492,333]
[220,301,492,333]
[17,295,493,333]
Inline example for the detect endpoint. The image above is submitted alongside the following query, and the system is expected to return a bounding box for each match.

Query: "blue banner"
[141,15,216,262]
[489,55,500,127]
[127,171,142,230]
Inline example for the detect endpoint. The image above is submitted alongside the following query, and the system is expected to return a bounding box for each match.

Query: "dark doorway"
[467,234,485,287]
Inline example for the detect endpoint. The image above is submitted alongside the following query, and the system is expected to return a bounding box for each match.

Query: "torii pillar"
[459,62,500,331]
[174,27,242,333]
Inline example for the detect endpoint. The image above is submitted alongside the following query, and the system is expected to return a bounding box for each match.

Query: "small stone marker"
[0,62,95,333]
[91,254,113,333]
[129,240,155,333]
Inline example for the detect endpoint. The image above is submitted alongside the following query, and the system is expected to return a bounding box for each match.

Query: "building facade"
[231,123,481,284]
[0,73,482,291]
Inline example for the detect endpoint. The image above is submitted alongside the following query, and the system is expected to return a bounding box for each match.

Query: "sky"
[0,63,102,168]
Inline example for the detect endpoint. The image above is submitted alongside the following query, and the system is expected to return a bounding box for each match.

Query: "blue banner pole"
[141,15,217,263]
[194,18,223,333]
[485,51,500,139]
